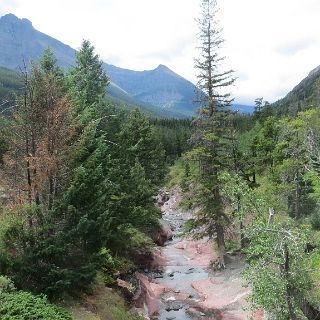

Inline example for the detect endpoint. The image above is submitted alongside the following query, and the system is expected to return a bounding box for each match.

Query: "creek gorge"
[131,188,264,320]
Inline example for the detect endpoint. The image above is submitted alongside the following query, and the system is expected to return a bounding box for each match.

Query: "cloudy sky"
[1,0,320,105]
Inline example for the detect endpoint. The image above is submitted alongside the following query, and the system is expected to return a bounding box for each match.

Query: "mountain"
[272,65,320,116]
[104,63,198,117]
[0,13,198,118]
[232,104,254,114]
[0,13,75,70]
[0,13,253,118]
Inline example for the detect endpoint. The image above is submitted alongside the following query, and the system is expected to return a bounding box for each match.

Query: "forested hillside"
[0,66,22,113]
[273,65,320,116]
[0,42,167,319]
[161,0,320,319]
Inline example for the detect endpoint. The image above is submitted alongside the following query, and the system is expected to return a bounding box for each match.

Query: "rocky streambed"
[134,188,263,320]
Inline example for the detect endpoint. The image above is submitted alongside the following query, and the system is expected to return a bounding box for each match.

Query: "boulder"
[116,278,134,299]
[152,219,173,246]
[134,272,170,316]
[156,190,170,207]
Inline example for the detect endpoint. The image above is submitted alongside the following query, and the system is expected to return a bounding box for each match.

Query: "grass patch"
[63,276,143,320]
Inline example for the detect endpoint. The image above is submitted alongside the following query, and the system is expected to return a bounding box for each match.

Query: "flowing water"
[138,190,257,320]
[150,210,211,320]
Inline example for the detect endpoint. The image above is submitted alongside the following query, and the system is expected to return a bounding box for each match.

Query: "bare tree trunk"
[281,244,297,320]
[294,174,300,220]
[268,208,275,225]
[23,68,33,205]
[216,222,225,268]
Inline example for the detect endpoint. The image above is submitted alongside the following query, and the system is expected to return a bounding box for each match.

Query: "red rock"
[116,278,134,299]
[253,310,264,319]
[174,238,218,267]
[134,272,170,316]
[116,278,133,291]
[191,277,250,316]
[150,248,168,269]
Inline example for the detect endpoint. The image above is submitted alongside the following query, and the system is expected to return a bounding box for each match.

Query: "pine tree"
[194,0,235,116]
[68,39,109,120]
[118,109,166,186]
[187,0,235,268]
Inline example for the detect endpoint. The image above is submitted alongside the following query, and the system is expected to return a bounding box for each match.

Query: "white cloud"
[1,0,320,105]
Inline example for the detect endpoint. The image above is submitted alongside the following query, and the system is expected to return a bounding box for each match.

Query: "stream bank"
[134,187,264,320]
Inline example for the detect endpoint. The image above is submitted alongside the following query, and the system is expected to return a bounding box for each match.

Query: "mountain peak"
[154,64,178,77]
[155,64,170,71]
[308,65,320,78]
[0,13,32,27]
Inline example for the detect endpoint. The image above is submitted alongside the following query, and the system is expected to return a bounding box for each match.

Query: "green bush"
[110,306,143,320]
[117,224,154,252]
[0,291,72,320]
[311,210,320,230]
[100,248,136,286]
[0,276,15,293]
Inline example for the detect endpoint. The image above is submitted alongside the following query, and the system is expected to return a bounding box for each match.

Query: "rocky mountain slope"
[104,63,198,117]
[0,13,198,118]
[272,65,320,116]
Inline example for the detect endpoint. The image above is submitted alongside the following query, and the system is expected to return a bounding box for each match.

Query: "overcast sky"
[1,0,320,105]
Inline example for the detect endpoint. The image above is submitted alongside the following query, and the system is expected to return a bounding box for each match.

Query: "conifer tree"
[187,0,235,268]
[118,109,166,186]
[68,39,109,120]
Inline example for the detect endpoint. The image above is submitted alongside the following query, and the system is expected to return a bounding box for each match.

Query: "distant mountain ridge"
[0,13,75,69]
[104,63,198,117]
[0,13,252,118]
[0,13,199,117]
[272,65,320,116]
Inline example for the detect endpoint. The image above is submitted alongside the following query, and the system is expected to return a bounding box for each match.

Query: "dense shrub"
[0,291,72,320]
[0,276,15,293]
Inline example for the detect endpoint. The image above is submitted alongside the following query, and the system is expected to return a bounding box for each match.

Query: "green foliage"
[219,171,266,219]
[117,224,154,252]
[186,0,237,261]
[66,281,143,320]
[272,70,320,117]
[118,109,166,186]
[0,45,166,300]
[108,306,143,320]
[0,66,22,114]
[151,118,193,163]
[0,291,72,320]
[244,218,312,319]
[305,250,320,309]
[0,276,15,293]
[100,248,135,286]
[68,39,109,119]
[0,116,10,164]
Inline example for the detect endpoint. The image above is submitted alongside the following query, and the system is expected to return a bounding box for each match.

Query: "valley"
[1,1,320,320]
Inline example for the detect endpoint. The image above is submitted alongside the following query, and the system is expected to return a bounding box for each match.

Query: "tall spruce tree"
[68,40,109,121]
[187,0,235,268]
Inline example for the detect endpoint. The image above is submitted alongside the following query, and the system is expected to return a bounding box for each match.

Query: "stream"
[136,189,261,320]
[150,208,213,320]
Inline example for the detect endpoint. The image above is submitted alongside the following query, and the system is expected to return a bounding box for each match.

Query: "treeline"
[0,41,166,317]
[151,118,193,163]
[0,66,22,114]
